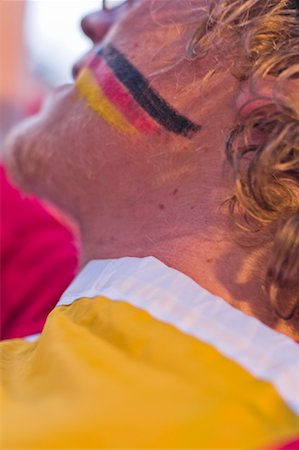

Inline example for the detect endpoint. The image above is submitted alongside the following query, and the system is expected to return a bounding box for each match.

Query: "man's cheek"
[75,44,201,139]
[76,67,138,136]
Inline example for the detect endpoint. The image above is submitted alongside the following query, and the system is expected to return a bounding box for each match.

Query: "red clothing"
[0,166,78,339]
[277,439,299,450]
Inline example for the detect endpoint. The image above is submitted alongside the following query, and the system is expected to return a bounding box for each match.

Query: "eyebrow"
[97,44,201,138]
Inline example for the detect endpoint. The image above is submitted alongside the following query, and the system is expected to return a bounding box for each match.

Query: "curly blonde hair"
[189,0,299,319]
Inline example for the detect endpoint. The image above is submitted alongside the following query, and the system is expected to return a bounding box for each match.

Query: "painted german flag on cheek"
[76,44,201,138]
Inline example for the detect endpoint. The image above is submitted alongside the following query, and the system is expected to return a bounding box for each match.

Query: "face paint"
[76,68,137,135]
[76,44,201,138]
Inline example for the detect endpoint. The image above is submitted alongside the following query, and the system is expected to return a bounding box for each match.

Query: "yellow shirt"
[1,257,299,448]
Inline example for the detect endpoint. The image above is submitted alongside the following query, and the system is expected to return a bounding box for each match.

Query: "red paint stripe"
[87,55,160,134]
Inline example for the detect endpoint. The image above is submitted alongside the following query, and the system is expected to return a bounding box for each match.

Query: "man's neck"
[79,195,299,341]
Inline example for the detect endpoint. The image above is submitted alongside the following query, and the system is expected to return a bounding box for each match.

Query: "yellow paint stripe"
[76,68,136,136]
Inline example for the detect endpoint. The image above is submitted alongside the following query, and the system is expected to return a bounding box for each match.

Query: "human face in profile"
[4,0,237,222]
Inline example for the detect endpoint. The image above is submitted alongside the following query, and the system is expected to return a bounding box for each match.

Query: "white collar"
[58,256,299,414]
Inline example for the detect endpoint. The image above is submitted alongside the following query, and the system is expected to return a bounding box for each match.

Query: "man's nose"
[80,1,136,44]
[80,10,116,43]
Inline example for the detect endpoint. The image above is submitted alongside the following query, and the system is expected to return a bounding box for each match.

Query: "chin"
[3,83,76,195]
[3,114,48,195]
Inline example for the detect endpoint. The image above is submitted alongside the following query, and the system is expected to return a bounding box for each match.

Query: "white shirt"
[33,256,299,414]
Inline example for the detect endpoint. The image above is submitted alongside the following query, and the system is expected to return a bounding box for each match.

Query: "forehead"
[108,0,210,70]
[115,0,209,40]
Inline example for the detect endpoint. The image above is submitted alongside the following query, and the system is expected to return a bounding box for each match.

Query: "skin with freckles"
[4,0,299,339]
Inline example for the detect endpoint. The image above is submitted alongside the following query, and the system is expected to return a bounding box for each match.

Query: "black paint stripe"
[97,45,201,138]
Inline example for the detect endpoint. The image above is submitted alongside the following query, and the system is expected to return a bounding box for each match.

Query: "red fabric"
[276,439,299,450]
[0,166,78,340]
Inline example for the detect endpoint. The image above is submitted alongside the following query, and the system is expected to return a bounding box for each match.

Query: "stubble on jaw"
[3,87,85,197]
[4,118,42,192]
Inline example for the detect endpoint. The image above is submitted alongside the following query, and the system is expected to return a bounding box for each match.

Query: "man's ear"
[236,74,299,117]
[236,77,277,117]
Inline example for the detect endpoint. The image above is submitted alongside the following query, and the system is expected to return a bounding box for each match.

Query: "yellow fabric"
[1,296,298,449]
[76,68,136,135]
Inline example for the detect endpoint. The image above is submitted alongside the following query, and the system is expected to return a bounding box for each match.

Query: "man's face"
[4,0,238,221]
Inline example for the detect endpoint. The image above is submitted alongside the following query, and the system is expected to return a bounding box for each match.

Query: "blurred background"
[0,0,118,340]
[0,0,125,143]
[25,0,101,85]
[0,0,128,341]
